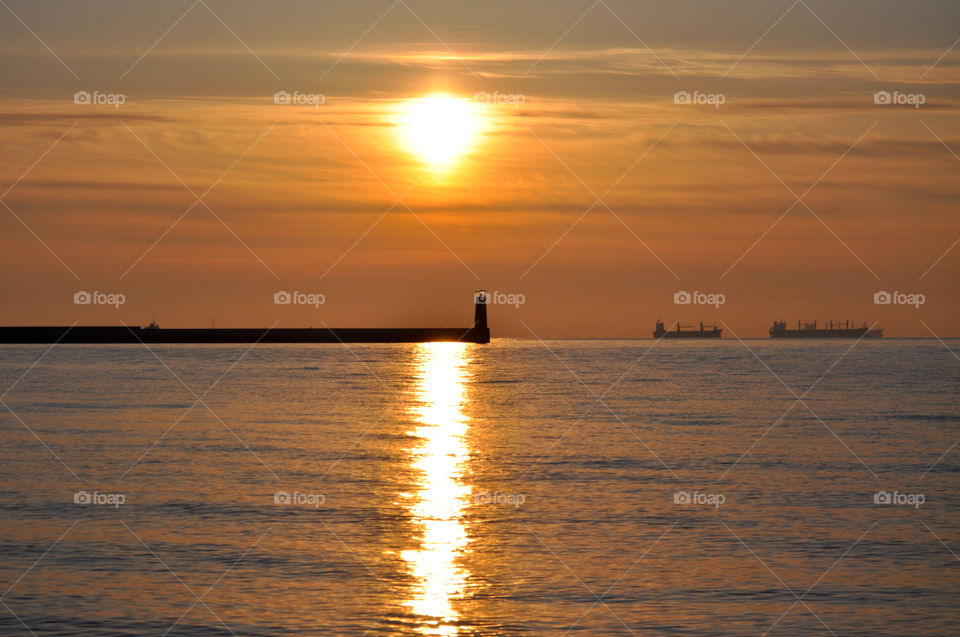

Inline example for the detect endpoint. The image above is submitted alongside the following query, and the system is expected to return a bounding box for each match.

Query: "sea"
[0,339,957,636]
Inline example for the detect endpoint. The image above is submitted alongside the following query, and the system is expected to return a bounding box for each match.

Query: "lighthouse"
[474,289,488,331]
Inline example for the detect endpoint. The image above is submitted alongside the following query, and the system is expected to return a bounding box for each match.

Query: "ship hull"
[0,326,490,344]
[654,330,722,339]
[769,328,882,338]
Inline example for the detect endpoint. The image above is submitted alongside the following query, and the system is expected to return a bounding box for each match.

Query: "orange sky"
[0,0,958,336]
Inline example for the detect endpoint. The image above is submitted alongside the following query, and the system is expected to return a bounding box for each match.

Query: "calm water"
[0,339,958,636]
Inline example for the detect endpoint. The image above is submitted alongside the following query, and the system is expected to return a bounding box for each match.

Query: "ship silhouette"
[654,320,722,339]
[769,320,881,338]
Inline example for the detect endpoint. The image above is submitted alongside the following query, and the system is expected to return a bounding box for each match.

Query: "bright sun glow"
[403,95,478,167]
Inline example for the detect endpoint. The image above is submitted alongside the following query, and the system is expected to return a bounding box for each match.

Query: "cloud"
[0,112,174,126]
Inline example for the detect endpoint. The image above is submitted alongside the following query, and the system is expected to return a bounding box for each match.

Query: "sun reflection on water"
[401,342,473,635]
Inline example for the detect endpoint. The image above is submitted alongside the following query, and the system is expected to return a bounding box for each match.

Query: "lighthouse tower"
[474,289,488,331]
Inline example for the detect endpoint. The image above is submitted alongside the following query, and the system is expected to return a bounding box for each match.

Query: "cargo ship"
[769,320,881,338]
[0,293,491,344]
[654,320,722,339]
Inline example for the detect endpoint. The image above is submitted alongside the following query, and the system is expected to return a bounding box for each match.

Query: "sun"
[402,95,478,167]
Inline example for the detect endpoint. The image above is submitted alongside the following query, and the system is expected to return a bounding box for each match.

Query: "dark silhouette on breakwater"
[769,320,882,338]
[654,320,722,339]
[0,292,491,344]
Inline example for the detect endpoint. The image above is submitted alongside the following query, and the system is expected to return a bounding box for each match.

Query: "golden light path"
[401,342,473,635]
